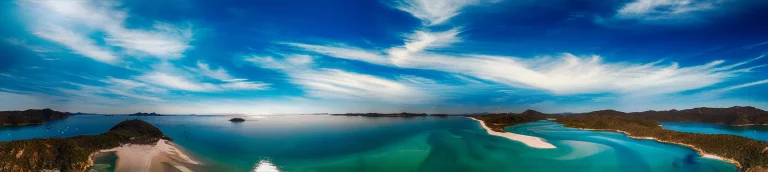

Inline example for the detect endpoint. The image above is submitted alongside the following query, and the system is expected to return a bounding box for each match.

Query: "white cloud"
[220,81,269,90]
[190,61,270,90]
[141,61,269,92]
[392,0,483,25]
[62,79,167,102]
[245,56,432,103]
[33,26,119,64]
[287,43,392,66]
[104,23,193,58]
[24,0,193,63]
[286,0,764,98]
[139,72,219,92]
[290,42,764,97]
[615,0,720,21]
[194,61,234,81]
[389,28,460,64]
[713,79,768,93]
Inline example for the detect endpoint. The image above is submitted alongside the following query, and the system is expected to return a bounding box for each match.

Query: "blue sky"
[1,0,768,114]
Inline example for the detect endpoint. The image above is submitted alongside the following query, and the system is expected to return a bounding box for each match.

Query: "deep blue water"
[660,122,768,141]
[0,115,738,172]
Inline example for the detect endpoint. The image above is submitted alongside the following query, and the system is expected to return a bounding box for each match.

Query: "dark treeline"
[0,109,70,125]
[0,120,171,172]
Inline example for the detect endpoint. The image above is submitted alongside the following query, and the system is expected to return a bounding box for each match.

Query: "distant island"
[331,112,427,117]
[0,108,70,126]
[229,118,245,122]
[430,114,451,117]
[0,119,198,171]
[470,106,768,171]
[129,112,163,116]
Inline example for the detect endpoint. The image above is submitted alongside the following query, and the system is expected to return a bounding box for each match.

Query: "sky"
[1,0,768,114]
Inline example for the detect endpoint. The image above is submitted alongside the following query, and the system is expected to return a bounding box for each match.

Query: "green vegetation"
[557,113,768,171]
[624,106,768,125]
[229,118,246,122]
[0,120,171,172]
[0,109,70,125]
[469,110,552,132]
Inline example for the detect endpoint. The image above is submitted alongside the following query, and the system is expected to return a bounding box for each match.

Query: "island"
[229,118,246,122]
[0,108,70,126]
[330,112,427,117]
[470,107,768,171]
[0,119,199,172]
[430,114,451,117]
[129,112,163,116]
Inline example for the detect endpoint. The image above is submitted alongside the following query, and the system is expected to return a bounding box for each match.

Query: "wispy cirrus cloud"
[138,72,219,92]
[22,0,193,64]
[612,0,723,22]
[391,0,487,25]
[140,61,268,92]
[294,41,765,96]
[32,26,120,64]
[245,55,433,103]
[283,0,766,97]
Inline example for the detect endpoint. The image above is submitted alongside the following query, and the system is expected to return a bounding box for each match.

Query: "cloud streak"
[614,0,721,21]
[24,0,193,64]
[245,55,433,103]
[288,40,764,97]
[392,0,484,25]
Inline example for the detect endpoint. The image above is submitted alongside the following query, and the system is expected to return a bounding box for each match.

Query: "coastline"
[89,139,200,172]
[575,127,742,168]
[468,118,556,149]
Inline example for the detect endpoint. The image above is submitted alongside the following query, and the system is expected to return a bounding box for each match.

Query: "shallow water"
[1,115,737,172]
[90,151,117,172]
[660,122,768,141]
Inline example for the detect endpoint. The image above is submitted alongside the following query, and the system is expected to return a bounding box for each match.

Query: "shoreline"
[468,118,556,149]
[575,127,742,168]
[88,139,200,172]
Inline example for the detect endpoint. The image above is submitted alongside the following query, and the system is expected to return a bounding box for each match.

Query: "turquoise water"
[90,151,117,172]
[660,122,768,141]
[1,115,737,172]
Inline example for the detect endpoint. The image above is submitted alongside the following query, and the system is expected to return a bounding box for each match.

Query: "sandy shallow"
[93,139,199,172]
[470,118,556,149]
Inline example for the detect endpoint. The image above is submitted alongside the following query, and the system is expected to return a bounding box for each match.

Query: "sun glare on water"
[252,159,280,172]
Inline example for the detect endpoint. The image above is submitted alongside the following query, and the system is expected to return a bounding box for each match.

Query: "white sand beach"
[702,154,726,161]
[470,118,556,149]
[93,139,199,172]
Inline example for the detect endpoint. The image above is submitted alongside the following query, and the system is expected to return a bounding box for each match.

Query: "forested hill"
[468,109,555,132]
[578,106,768,125]
[0,108,70,125]
[624,106,768,125]
[0,120,171,172]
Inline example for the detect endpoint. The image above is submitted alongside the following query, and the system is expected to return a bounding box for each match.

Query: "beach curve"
[469,118,556,149]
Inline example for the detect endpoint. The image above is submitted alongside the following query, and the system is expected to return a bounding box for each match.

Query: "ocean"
[0,115,739,172]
